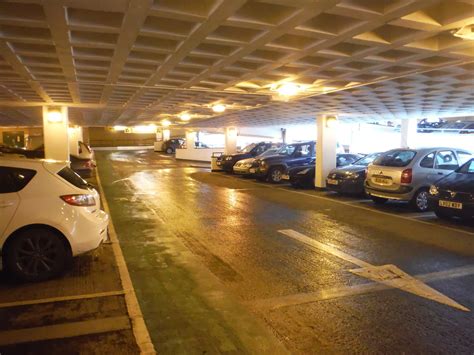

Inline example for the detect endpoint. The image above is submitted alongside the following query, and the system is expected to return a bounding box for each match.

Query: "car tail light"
[401,168,412,184]
[61,194,96,206]
[84,160,93,168]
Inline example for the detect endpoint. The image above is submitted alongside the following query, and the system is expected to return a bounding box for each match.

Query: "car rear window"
[57,166,89,190]
[0,167,36,193]
[373,150,417,167]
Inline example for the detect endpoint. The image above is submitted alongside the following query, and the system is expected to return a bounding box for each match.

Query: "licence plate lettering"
[373,176,392,185]
[327,179,339,185]
[439,200,462,209]
[249,168,255,173]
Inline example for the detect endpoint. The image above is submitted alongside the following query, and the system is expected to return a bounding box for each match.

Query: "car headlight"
[297,168,310,175]
[260,161,266,167]
[346,171,361,179]
[226,156,233,161]
[429,185,439,195]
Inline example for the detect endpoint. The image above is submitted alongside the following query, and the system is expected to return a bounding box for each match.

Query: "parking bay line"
[0,290,125,309]
[220,174,474,236]
[0,316,130,346]
[275,229,470,312]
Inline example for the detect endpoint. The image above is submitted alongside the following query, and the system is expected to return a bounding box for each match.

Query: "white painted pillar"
[225,127,237,154]
[315,114,338,188]
[185,131,196,149]
[42,106,69,161]
[400,118,417,148]
[68,126,83,155]
[163,129,170,141]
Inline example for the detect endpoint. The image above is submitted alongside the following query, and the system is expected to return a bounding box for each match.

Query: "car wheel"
[269,167,284,183]
[412,188,430,212]
[371,196,388,205]
[434,209,451,220]
[165,147,173,154]
[4,228,70,282]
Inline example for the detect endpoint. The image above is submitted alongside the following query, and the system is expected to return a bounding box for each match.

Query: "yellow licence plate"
[282,174,289,180]
[327,179,339,185]
[373,177,391,185]
[439,200,463,209]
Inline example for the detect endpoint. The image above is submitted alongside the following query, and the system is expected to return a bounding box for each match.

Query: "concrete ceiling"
[0,0,473,127]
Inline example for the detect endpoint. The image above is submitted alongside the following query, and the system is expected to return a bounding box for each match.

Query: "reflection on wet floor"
[97,150,474,354]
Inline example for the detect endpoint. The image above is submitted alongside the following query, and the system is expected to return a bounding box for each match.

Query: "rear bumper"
[70,210,109,256]
[365,183,414,201]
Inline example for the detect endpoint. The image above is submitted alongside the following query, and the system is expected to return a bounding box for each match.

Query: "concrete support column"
[400,118,417,148]
[315,115,338,189]
[225,127,237,154]
[163,129,170,141]
[42,106,69,161]
[185,131,196,149]
[68,126,83,155]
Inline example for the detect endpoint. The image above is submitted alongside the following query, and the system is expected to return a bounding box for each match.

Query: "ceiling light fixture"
[212,104,226,113]
[113,125,127,131]
[275,83,301,97]
[180,113,191,121]
[161,119,171,127]
[453,24,474,40]
[47,107,63,123]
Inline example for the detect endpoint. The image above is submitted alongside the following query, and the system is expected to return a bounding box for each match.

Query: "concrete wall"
[88,127,155,147]
[0,127,43,148]
[175,148,224,162]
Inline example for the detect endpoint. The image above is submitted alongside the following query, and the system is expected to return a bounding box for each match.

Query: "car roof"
[387,147,471,153]
[0,155,68,169]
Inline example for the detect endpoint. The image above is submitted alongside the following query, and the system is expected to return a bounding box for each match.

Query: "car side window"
[457,151,472,165]
[254,145,266,155]
[0,167,36,193]
[419,152,435,168]
[435,150,458,170]
[294,144,311,157]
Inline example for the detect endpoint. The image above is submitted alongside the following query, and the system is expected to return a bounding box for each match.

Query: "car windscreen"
[57,166,89,190]
[457,159,474,174]
[373,150,417,167]
[353,153,381,166]
[239,143,256,153]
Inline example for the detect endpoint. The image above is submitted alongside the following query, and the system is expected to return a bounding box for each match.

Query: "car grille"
[438,189,473,202]
[329,172,347,179]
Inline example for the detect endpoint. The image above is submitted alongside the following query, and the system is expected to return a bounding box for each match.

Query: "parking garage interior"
[0,0,473,354]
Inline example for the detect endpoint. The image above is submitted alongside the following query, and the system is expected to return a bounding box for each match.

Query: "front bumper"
[429,197,474,218]
[233,165,253,175]
[326,178,364,194]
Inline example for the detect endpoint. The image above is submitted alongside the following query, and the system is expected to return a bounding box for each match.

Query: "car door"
[434,150,459,180]
[287,143,313,168]
[0,167,21,238]
[417,151,439,184]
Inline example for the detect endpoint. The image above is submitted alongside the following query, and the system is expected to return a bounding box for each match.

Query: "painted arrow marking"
[278,229,469,312]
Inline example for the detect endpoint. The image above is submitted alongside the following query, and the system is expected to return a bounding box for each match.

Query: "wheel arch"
[2,224,72,260]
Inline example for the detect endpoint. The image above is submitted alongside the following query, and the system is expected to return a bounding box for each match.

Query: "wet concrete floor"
[96,149,474,354]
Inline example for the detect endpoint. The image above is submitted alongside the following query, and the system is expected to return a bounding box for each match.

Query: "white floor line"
[0,290,125,309]
[250,264,474,310]
[96,169,156,355]
[278,229,470,312]
[0,316,130,346]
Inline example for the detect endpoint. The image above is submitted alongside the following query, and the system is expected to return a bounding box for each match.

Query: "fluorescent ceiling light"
[113,125,127,131]
[276,83,301,97]
[180,113,191,121]
[161,119,171,127]
[212,104,226,113]
[47,108,63,123]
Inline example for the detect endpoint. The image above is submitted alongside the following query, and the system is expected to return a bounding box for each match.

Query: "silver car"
[365,147,472,212]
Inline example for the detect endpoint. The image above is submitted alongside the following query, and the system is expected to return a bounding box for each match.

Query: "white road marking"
[250,264,474,310]
[96,169,156,354]
[278,229,470,312]
[0,316,130,346]
[0,290,125,309]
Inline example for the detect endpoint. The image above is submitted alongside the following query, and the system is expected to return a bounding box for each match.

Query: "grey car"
[365,147,472,212]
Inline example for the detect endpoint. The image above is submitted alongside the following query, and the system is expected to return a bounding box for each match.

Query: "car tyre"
[268,167,284,184]
[165,147,173,154]
[4,228,71,282]
[412,188,430,212]
[371,196,388,205]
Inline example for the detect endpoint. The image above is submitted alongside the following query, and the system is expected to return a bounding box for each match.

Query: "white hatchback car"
[0,156,109,282]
